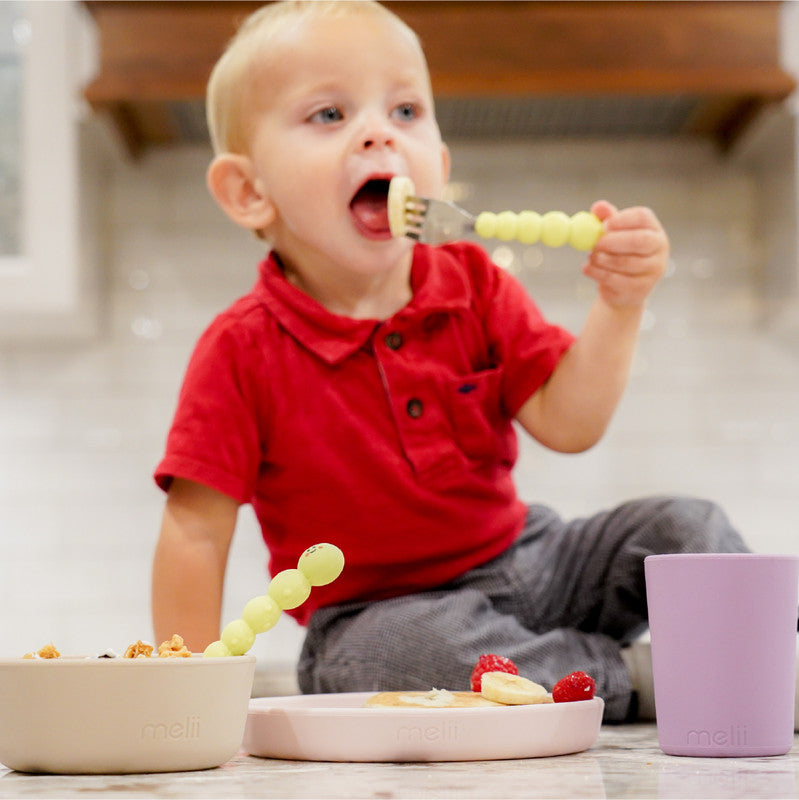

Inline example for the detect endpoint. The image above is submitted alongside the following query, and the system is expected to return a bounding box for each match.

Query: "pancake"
[364,688,504,708]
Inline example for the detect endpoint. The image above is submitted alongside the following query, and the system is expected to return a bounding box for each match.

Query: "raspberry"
[552,671,596,703]
[470,654,518,692]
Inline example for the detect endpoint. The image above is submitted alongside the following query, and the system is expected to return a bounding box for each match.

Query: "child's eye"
[391,103,418,122]
[309,106,343,124]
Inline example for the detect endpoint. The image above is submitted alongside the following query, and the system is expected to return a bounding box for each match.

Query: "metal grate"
[171,100,211,143]
[167,93,702,145]
[435,94,701,139]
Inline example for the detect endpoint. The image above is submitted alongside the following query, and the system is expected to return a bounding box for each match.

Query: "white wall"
[1,114,797,664]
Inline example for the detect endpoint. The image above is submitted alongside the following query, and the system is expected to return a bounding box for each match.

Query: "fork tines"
[402,195,477,245]
[403,196,429,241]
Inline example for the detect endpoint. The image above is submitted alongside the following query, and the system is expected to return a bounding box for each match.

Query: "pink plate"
[243,692,604,762]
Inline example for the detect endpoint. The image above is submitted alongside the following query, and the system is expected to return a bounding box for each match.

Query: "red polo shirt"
[155,242,574,623]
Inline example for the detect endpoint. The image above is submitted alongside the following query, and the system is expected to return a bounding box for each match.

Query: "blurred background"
[2,1,799,678]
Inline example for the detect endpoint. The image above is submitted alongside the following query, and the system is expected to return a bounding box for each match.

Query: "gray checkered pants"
[297,496,748,720]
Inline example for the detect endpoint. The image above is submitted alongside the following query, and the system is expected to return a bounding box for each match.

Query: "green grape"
[540,211,571,248]
[267,568,312,610]
[569,211,603,251]
[242,594,282,633]
[494,211,518,241]
[203,639,232,658]
[516,211,542,244]
[297,543,345,586]
[474,211,497,239]
[220,619,255,656]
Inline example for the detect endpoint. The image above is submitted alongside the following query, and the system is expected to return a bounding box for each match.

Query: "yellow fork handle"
[474,209,603,251]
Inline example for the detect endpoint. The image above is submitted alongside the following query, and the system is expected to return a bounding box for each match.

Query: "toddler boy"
[152,0,748,721]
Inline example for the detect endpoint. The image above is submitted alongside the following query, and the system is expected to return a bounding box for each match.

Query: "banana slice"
[480,671,553,705]
[387,176,415,238]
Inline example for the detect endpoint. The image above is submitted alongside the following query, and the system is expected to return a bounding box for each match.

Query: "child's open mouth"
[349,178,392,239]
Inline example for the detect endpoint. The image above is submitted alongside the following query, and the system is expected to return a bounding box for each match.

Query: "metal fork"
[387,176,603,250]
[402,195,477,244]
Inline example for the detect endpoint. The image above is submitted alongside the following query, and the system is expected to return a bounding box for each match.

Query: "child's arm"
[152,478,238,652]
[516,201,669,453]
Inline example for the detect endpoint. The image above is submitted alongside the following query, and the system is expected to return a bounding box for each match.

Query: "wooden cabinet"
[82,1,796,156]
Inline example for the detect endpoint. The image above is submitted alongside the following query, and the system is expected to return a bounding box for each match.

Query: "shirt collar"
[254,245,472,364]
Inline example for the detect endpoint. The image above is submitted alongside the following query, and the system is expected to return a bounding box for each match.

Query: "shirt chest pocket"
[444,367,517,467]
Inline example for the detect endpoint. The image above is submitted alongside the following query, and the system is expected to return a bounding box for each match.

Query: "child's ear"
[440,143,451,186]
[206,154,276,232]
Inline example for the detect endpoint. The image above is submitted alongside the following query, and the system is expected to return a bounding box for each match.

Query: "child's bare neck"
[280,257,412,321]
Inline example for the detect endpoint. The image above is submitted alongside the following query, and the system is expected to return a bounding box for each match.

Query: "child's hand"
[583,200,669,309]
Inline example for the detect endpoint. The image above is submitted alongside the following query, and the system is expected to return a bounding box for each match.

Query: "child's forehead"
[256,7,421,66]
[247,11,429,93]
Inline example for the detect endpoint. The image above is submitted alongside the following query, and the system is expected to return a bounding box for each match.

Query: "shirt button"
[406,398,424,418]
[385,332,403,350]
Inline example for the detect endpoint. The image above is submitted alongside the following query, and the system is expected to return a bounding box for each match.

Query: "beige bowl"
[0,654,255,774]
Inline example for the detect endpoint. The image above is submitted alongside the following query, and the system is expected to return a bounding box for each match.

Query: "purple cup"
[645,553,799,757]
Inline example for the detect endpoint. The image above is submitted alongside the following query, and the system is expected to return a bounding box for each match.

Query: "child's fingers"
[594,227,666,258]
[582,263,658,306]
[585,250,664,279]
[582,203,668,306]
[589,204,667,257]
[590,199,618,222]
[601,205,662,233]
[583,251,666,305]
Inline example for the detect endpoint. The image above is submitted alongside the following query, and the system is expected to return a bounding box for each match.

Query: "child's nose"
[359,114,395,150]
[363,133,393,149]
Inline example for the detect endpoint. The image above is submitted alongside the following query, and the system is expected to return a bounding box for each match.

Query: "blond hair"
[206,1,425,155]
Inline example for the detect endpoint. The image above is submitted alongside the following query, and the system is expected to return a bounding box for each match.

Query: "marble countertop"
[2,725,798,799]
